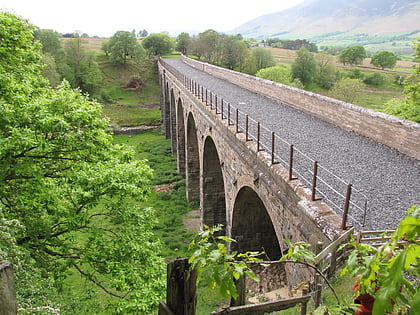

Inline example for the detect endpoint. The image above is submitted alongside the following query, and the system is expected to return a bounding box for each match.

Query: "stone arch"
[231,186,282,261]
[176,98,186,173]
[186,113,200,203]
[170,89,177,155]
[202,136,226,234]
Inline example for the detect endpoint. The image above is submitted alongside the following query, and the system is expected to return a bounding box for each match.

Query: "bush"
[364,73,385,86]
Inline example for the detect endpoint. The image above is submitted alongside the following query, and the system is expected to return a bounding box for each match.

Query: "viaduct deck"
[162,58,419,231]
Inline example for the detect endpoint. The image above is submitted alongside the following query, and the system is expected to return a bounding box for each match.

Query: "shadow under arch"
[163,81,170,139]
[202,136,226,234]
[231,186,282,261]
[169,89,177,155]
[176,98,185,173]
[186,113,200,203]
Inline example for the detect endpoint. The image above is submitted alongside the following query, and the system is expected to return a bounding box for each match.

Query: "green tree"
[384,39,420,122]
[142,32,174,56]
[339,45,367,66]
[371,51,398,70]
[108,30,144,64]
[256,65,293,85]
[291,47,317,87]
[176,32,191,55]
[316,53,338,89]
[0,12,165,313]
[252,47,276,71]
[60,38,101,93]
[33,28,62,59]
[329,77,365,103]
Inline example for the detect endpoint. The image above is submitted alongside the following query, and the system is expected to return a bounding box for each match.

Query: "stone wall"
[182,56,420,160]
[0,261,17,315]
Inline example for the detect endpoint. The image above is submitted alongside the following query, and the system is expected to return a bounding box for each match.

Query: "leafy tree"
[0,12,165,313]
[40,52,61,86]
[329,78,365,103]
[291,47,317,86]
[315,52,338,89]
[142,32,174,56]
[252,47,276,71]
[108,30,144,64]
[384,39,420,122]
[137,29,148,38]
[176,32,191,55]
[188,225,262,299]
[33,28,62,59]
[342,206,419,314]
[339,45,367,66]
[371,51,397,69]
[60,38,101,93]
[256,65,293,85]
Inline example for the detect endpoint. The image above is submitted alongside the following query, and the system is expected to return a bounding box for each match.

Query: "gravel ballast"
[164,58,419,231]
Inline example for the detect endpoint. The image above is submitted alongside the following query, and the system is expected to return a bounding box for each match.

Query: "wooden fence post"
[161,257,197,315]
[313,242,323,308]
[230,276,246,307]
[0,260,17,315]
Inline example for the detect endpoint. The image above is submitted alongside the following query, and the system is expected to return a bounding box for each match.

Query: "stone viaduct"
[157,57,419,287]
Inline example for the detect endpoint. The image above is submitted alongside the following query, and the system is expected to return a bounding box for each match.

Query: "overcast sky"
[1,0,305,37]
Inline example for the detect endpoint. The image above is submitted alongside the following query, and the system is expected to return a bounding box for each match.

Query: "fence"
[160,59,369,229]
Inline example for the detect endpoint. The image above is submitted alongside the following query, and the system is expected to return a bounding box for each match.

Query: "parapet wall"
[182,56,420,160]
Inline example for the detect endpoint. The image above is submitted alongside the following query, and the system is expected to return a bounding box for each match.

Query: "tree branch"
[73,263,128,300]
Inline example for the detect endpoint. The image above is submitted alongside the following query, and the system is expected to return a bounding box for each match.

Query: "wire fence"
[160,59,369,228]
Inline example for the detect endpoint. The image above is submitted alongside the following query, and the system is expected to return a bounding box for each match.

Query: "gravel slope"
[164,58,419,230]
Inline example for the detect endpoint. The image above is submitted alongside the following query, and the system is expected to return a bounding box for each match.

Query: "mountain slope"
[229,0,420,38]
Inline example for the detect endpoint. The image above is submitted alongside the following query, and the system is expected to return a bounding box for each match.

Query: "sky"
[1,0,305,37]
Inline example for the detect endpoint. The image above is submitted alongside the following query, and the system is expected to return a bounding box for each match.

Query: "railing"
[160,59,369,229]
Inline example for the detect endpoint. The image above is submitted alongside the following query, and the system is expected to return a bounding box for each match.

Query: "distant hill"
[229,0,420,55]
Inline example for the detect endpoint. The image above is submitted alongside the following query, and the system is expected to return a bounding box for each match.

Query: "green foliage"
[142,33,174,56]
[0,13,165,313]
[188,225,262,299]
[187,30,255,72]
[256,65,293,85]
[371,51,398,69]
[329,78,365,103]
[363,72,385,86]
[107,31,145,64]
[338,45,367,66]
[176,32,191,54]
[252,47,276,71]
[341,206,420,314]
[60,38,102,93]
[291,47,317,86]
[33,29,62,59]
[384,39,420,122]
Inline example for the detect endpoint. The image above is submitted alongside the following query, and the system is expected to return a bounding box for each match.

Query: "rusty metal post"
[245,115,250,141]
[215,96,218,114]
[341,184,352,229]
[289,144,294,181]
[271,132,278,165]
[228,103,232,125]
[311,161,318,201]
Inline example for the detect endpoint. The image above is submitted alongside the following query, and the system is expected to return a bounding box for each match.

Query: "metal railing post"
[289,144,294,181]
[341,184,352,229]
[312,161,319,201]
[245,115,250,141]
